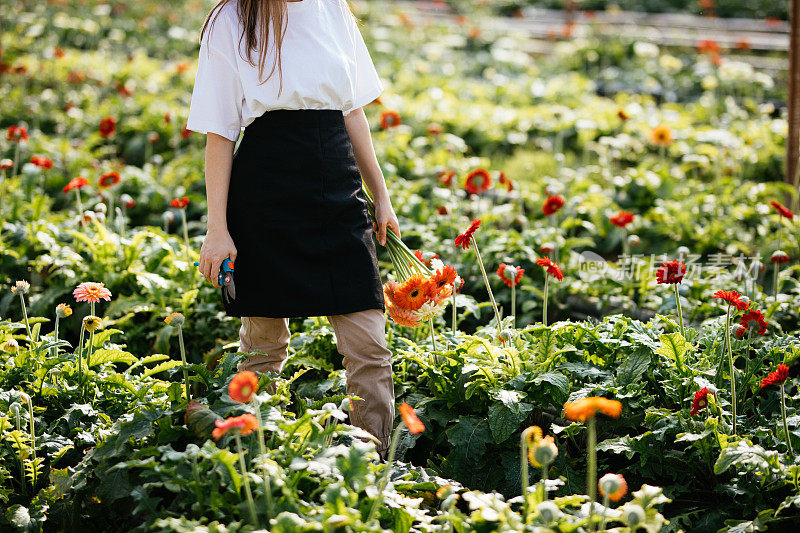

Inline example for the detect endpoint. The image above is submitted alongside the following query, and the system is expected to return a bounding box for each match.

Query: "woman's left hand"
[372,197,401,246]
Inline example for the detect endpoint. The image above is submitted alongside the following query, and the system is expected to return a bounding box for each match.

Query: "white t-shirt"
[185,0,384,142]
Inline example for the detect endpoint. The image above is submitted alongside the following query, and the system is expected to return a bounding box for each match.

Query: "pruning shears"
[194,258,236,301]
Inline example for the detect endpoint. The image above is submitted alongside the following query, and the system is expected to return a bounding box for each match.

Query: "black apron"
[222,109,385,318]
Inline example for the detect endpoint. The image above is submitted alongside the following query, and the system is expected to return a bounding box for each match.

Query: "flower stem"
[23,393,37,488]
[781,383,794,459]
[52,316,60,359]
[674,284,685,338]
[18,292,32,341]
[74,187,84,214]
[253,400,275,518]
[429,318,437,352]
[543,276,549,327]
[587,416,597,531]
[367,422,404,525]
[511,283,516,329]
[773,261,780,304]
[520,432,530,521]
[234,434,258,526]
[181,209,191,271]
[471,236,502,336]
[76,326,85,399]
[541,464,548,501]
[176,325,191,401]
[724,305,737,435]
[599,494,609,533]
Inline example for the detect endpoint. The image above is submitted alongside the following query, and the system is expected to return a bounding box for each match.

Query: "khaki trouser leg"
[237,316,291,391]
[327,308,395,457]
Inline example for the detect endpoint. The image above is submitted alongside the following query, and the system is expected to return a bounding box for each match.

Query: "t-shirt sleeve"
[342,9,384,116]
[185,7,245,142]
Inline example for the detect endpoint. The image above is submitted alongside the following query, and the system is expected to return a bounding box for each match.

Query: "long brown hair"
[200,0,288,96]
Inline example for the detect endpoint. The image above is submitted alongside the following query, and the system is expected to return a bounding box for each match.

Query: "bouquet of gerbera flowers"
[362,184,458,327]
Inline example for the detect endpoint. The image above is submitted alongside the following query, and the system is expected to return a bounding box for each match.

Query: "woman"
[185,0,400,459]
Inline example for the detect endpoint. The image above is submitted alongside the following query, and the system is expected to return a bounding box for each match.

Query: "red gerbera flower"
[770,201,794,221]
[536,256,563,281]
[99,116,116,138]
[497,263,524,287]
[413,249,439,268]
[98,170,121,188]
[498,171,513,192]
[30,155,53,169]
[735,309,767,338]
[170,196,189,209]
[770,250,790,265]
[712,290,748,311]
[379,110,401,130]
[7,125,29,143]
[761,364,790,389]
[464,168,492,195]
[455,219,481,250]
[63,176,89,193]
[690,387,713,416]
[437,169,455,187]
[656,260,686,285]
[610,210,634,228]
[542,195,565,216]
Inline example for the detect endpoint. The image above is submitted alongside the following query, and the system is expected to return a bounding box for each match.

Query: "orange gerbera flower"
[387,305,420,327]
[63,176,89,193]
[73,282,112,303]
[464,168,492,195]
[429,264,458,291]
[229,371,259,403]
[399,402,425,434]
[393,274,433,311]
[98,171,121,188]
[379,110,401,130]
[598,473,628,502]
[542,195,565,216]
[455,219,481,250]
[563,397,622,422]
[211,413,258,441]
[170,196,189,209]
[437,169,455,187]
[497,263,524,287]
[383,280,403,307]
[650,125,673,147]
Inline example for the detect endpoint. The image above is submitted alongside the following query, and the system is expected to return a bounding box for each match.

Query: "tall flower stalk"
[498,263,524,329]
[212,414,259,525]
[170,197,192,270]
[536,257,563,327]
[713,290,748,435]
[520,425,558,522]
[656,259,687,337]
[761,364,794,459]
[11,281,32,340]
[563,397,622,530]
[229,371,275,518]
[165,313,191,401]
[52,304,72,358]
[454,219,502,337]
[367,403,425,525]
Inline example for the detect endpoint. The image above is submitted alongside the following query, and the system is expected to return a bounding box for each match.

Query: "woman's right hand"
[199,227,237,288]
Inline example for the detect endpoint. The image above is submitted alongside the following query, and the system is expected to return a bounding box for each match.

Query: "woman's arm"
[344,107,400,246]
[198,132,238,287]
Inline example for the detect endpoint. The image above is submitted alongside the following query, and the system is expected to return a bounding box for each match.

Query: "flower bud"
[539,242,555,254]
[677,246,690,259]
[12,280,30,295]
[627,234,641,247]
[162,211,175,225]
[56,303,73,318]
[339,397,351,412]
[82,315,103,333]
[164,312,185,328]
[770,250,790,265]
[2,339,20,353]
[93,202,107,214]
[621,503,646,526]
[598,473,628,501]
[120,193,135,209]
[537,501,561,523]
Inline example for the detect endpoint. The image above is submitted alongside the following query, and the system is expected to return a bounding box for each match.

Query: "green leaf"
[87,348,137,367]
[142,360,183,378]
[654,333,690,370]
[392,508,413,533]
[184,400,223,439]
[714,442,773,475]
[616,347,651,386]
[488,401,534,443]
